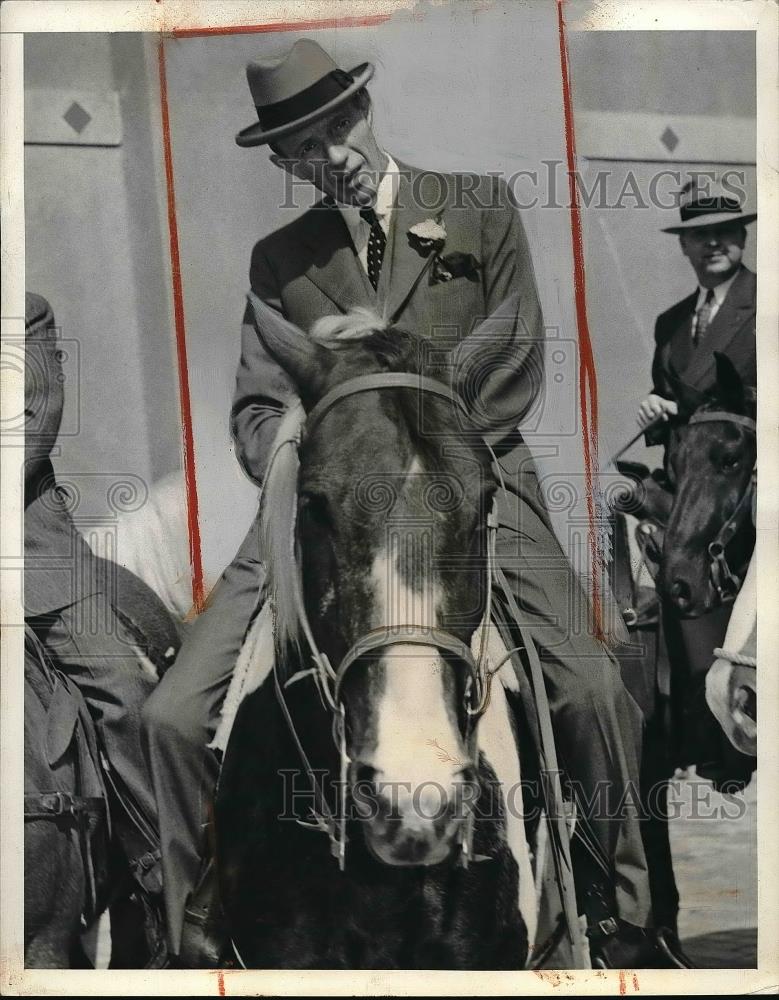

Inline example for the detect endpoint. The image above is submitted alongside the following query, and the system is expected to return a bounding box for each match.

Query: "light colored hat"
[235,38,374,148]
[662,178,757,233]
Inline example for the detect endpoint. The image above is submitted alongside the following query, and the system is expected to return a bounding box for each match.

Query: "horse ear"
[713,351,745,412]
[672,378,704,419]
[246,291,333,404]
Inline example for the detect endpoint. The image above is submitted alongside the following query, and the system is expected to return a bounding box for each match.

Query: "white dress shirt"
[338,154,399,275]
[692,267,741,338]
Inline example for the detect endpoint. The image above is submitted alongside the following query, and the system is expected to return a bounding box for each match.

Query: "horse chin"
[361,823,458,868]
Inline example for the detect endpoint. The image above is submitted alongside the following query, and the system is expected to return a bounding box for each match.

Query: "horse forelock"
[259,401,306,655]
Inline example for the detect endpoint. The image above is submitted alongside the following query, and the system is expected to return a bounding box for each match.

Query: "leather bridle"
[266,373,501,870]
[686,409,757,600]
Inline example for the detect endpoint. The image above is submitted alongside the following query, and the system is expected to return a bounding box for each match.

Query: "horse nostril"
[670,578,691,606]
[352,763,379,787]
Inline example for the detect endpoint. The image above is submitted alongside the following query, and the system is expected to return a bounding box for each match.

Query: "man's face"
[270,98,386,208]
[679,221,747,287]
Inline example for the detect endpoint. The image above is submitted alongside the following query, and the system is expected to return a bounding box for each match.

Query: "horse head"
[250,294,517,867]
[661,353,756,616]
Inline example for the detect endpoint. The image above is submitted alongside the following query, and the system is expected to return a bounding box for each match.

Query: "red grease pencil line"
[158,37,206,614]
[157,14,390,615]
[171,14,391,39]
[556,0,604,639]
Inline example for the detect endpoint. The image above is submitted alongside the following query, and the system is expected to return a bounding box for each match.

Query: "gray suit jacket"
[231,160,544,488]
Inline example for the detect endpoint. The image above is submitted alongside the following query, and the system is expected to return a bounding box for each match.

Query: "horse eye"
[299,491,331,522]
[722,455,741,471]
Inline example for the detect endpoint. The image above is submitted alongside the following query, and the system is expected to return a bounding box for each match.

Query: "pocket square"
[430,251,481,285]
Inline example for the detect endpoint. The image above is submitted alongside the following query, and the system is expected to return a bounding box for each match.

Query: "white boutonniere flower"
[407,218,447,256]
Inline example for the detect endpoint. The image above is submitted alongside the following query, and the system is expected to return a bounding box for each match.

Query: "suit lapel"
[682,267,756,387]
[381,163,447,323]
[299,202,374,313]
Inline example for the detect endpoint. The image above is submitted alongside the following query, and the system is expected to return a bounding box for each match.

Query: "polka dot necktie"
[693,287,715,346]
[360,207,386,291]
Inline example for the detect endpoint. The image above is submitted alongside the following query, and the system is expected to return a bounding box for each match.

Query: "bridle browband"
[306,372,470,433]
[269,372,500,871]
[686,408,757,599]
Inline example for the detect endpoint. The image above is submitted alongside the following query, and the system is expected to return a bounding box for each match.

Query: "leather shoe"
[177,859,228,968]
[589,919,696,969]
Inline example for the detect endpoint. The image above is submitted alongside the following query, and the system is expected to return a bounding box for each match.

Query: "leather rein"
[265,373,502,871]
[687,409,757,600]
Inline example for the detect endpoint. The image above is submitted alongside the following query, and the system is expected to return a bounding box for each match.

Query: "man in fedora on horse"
[633,179,757,785]
[637,177,756,440]
[142,38,686,968]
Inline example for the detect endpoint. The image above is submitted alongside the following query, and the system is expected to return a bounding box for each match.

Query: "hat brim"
[662,210,757,233]
[235,62,374,148]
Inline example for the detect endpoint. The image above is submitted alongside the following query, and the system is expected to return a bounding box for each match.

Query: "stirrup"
[655,926,697,969]
[178,859,227,968]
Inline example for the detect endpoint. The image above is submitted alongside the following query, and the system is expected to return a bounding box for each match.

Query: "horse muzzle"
[350,762,480,867]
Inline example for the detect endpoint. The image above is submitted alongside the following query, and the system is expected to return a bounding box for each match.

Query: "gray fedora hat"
[236,38,374,148]
[662,178,757,233]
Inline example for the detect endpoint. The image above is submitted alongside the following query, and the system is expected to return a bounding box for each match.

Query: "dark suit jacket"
[646,266,756,447]
[231,160,544,488]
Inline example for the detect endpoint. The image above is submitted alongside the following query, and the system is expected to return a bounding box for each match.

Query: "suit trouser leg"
[493,477,652,930]
[140,514,265,955]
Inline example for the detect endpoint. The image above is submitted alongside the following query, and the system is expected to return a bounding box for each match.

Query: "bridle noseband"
[685,408,757,600]
[270,372,500,870]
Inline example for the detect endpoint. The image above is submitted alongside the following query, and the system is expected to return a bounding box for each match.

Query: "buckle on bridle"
[621,607,638,627]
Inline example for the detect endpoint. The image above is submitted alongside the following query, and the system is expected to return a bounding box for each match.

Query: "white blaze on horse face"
[367,453,469,807]
[369,456,443,632]
[370,645,469,812]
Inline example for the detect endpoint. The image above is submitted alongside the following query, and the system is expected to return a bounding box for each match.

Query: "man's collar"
[696,266,742,309]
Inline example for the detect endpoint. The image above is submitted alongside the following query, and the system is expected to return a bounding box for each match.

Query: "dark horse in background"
[609,352,757,936]
[24,560,180,968]
[216,299,530,969]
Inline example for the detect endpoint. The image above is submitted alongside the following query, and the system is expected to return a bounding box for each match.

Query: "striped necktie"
[359,207,386,291]
[693,287,715,346]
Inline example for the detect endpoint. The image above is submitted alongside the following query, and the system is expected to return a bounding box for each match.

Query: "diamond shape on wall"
[660,126,679,153]
[63,101,92,135]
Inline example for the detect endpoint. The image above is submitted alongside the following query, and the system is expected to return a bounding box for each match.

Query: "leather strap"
[334,625,477,700]
[24,791,106,821]
[689,410,756,432]
[306,373,466,439]
[491,562,589,967]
